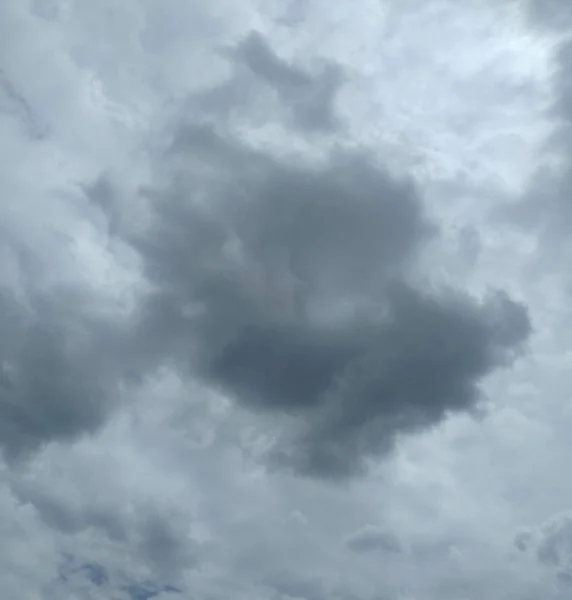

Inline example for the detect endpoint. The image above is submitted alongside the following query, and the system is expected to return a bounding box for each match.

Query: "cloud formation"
[0,266,129,459]
[0,0,562,598]
[0,24,532,482]
[503,1,572,251]
[515,511,572,592]
[345,525,403,554]
[98,37,529,478]
[225,31,345,132]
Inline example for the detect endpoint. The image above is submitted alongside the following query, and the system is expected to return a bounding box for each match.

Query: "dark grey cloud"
[0,23,530,482]
[0,2,559,598]
[269,286,530,478]
[0,274,132,461]
[94,73,530,479]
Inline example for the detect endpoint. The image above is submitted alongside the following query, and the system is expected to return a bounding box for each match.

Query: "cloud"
[0,68,47,139]
[0,2,531,480]
[524,0,572,31]
[55,553,183,600]
[345,525,403,554]
[500,3,572,252]
[228,31,345,132]
[171,29,346,137]
[515,511,572,592]
[10,462,198,580]
[0,274,130,460]
[102,96,530,478]
[0,1,561,598]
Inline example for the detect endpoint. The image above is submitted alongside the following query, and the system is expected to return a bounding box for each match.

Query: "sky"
[2,0,572,598]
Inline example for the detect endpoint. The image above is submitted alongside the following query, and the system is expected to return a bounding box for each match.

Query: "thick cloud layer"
[0,26,532,480]
[1,1,563,598]
[87,39,531,478]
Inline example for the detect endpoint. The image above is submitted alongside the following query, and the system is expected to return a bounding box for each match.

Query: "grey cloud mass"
[0,1,559,598]
[88,37,531,479]
[0,26,532,480]
[0,275,128,460]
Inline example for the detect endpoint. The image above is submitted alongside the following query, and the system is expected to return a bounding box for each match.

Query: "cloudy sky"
[3,0,572,598]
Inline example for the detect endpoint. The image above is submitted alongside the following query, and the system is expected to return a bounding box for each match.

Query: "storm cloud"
[0,24,531,483]
[87,34,531,479]
[0,1,564,597]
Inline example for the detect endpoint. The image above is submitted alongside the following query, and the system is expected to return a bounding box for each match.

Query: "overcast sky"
[2,0,572,598]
